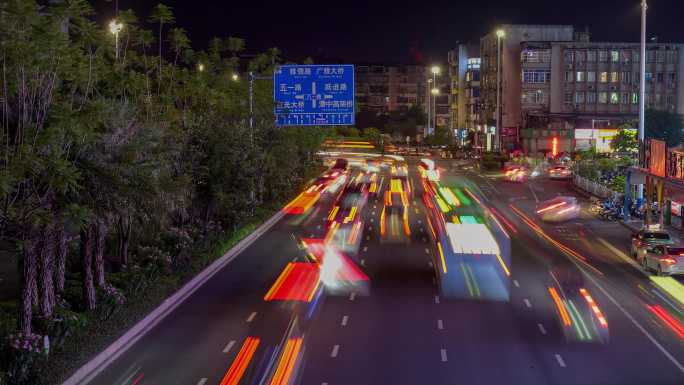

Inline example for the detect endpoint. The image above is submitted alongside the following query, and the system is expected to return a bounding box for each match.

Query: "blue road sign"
[274,65,355,126]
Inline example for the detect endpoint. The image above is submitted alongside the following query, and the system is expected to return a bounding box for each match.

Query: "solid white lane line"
[523,299,532,308]
[341,315,349,326]
[222,340,236,353]
[538,323,547,335]
[246,312,257,323]
[435,295,440,304]
[513,279,520,288]
[555,354,566,368]
[363,246,368,252]
[349,292,356,301]
[437,319,444,330]
[440,349,448,362]
[331,345,340,358]
[197,378,208,385]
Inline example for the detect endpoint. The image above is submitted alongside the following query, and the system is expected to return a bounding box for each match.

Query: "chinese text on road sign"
[274,65,355,126]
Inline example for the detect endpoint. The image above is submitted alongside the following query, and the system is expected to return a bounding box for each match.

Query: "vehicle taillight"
[663,257,677,264]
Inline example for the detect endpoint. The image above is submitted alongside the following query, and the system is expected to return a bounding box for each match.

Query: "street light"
[431,88,439,95]
[430,66,441,135]
[431,66,441,75]
[637,0,647,203]
[495,28,506,151]
[231,73,239,81]
[198,63,205,72]
[109,20,123,60]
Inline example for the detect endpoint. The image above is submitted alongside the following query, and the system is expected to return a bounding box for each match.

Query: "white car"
[549,165,572,180]
[641,245,684,276]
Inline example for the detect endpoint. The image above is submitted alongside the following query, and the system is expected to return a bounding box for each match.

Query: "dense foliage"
[0,1,328,382]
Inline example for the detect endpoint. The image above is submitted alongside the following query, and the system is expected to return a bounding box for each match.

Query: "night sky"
[97,0,684,64]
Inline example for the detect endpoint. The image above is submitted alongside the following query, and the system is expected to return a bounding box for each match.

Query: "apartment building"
[480,25,575,150]
[448,44,481,138]
[520,40,684,154]
[355,64,450,136]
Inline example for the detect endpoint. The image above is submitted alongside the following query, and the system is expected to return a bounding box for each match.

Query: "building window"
[655,93,662,105]
[587,51,597,62]
[647,51,656,63]
[656,72,664,83]
[632,93,638,104]
[610,72,618,83]
[564,92,573,104]
[645,72,653,83]
[587,71,596,82]
[565,71,573,82]
[523,70,550,83]
[666,51,677,63]
[576,71,585,82]
[666,94,675,107]
[576,51,586,63]
[621,51,632,63]
[611,50,619,62]
[521,49,550,63]
[564,51,574,63]
[575,92,585,104]
[621,92,629,104]
[599,50,608,62]
[634,52,640,63]
[522,90,546,104]
[610,92,619,104]
[656,51,664,62]
[587,92,597,103]
[599,92,608,104]
[621,72,631,84]
[600,72,608,83]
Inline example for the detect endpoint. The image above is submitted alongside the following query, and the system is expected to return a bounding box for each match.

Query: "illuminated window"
[610,92,619,104]
[621,72,631,84]
[631,93,638,104]
[598,92,608,104]
[565,71,573,82]
[645,72,653,83]
[611,72,618,83]
[598,50,608,62]
[611,50,619,62]
[575,92,585,104]
[564,50,574,63]
[599,72,608,83]
[576,71,585,82]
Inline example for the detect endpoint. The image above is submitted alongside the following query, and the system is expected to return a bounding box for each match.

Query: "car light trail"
[567,299,592,341]
[220,337,260,385]
[328,206,339,221]
[510,204,603,276]
[269,337,304,385]
[379,207,386,236]
[264,263,295,301]
[488,206,518,234]
[549,287,572,326]
[437,242,447,273]
[463,187,482,205]
[536,201,567,214]
[648,304,684,339]
[580,288,608,327]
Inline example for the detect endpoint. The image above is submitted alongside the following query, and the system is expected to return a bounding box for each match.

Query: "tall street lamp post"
[431,66,440,135]
[637,0,647,202]
[496,29,505,151]
[426,78,432,137]
[109,20,123,61]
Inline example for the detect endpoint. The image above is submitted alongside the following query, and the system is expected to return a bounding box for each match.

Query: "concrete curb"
[63,210,286,385]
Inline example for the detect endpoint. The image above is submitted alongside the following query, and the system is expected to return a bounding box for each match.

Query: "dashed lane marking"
[440,349,448,362]
[437,319,444,330]
[246,312,257,323]
[555,354,566,368]
[349,292,356,301]
[435,295,440,304]
[341,315,349,326]
[331,345,340,358]
[222,340,236,353]
[523,299,532,308]
[538,323,547,335]
[197,379,207,385]
[513,280,520,288]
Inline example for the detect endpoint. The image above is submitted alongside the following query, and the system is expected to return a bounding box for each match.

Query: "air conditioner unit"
[565,64,573,70]
[588,85,595,90]
[610,85,617,91]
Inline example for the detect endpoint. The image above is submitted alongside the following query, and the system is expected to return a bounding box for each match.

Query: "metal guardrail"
[573,174,623,201]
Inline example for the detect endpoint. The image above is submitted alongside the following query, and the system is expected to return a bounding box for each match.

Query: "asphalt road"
[88,159,684,385]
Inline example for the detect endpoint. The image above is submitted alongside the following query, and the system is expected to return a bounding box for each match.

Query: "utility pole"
[496,29,505,152]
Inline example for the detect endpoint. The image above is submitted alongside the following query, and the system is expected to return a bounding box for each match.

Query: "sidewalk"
[618,219,684,244]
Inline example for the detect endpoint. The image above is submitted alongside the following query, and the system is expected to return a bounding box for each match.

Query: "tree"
[149,3,175,94]
[645,109,684,147]
[610,129,638,153]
